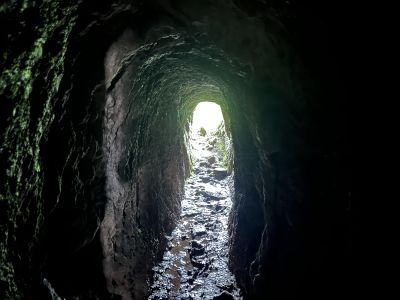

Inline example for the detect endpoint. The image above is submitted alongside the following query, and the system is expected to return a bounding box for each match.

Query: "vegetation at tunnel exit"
[213,122,233,171]
[199,127,207,136]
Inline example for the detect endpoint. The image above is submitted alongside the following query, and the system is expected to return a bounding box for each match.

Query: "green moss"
[199,126,206,136]
[0,1,78,298]
[213,122,233,170]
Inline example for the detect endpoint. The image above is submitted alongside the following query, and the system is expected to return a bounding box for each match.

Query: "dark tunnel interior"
[0,0,371,299]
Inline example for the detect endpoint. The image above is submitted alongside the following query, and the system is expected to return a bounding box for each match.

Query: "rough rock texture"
[101,28,187,299]
[0,0,363,299]
[0,2,80,298]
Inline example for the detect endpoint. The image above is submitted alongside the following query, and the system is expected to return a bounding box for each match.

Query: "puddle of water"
[148,132,241,300]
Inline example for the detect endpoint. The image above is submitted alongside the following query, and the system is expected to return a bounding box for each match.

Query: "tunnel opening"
[187,101,233,174]
[99,24,252,299]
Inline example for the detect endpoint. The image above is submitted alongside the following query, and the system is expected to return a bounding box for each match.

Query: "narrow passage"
[149,103,241,299]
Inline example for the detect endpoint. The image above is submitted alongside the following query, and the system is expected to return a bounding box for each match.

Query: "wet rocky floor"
[148,134,241,300]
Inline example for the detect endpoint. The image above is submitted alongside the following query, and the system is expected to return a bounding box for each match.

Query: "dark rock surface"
[213,291,235,300]
[0,1,363,299]
[213,168,228,180]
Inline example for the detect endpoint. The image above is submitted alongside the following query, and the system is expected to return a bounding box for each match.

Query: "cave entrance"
[189,101,231,168]
[192,101,223,132]
[148,101,240,298]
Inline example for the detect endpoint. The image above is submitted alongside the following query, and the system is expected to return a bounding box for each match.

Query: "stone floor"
[148,134,241,300]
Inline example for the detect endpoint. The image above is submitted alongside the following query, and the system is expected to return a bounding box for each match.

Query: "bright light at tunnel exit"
[191,102,224,134]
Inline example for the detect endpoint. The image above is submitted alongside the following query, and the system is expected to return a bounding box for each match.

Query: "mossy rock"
[199,127,207,136]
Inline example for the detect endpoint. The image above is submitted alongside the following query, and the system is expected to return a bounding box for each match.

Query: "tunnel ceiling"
[0,0,364,299]
[106,28,237,126]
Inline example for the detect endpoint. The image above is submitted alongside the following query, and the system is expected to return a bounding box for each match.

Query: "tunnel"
[1,0,362,299]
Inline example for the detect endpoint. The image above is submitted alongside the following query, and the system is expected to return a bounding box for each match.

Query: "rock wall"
[101,28,186,299]
[0,1,80,298]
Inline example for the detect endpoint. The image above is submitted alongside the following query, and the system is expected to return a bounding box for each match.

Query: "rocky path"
[148,135,241,300]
